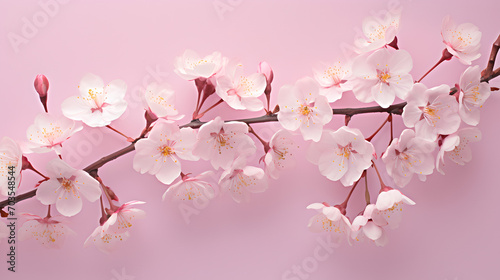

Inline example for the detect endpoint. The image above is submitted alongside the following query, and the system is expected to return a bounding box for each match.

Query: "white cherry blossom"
[143,83,183,121]
[133,121,198,185]
[101,201,146,236]
[264,129,297,179]
[163,171,216,202]
[307,126,374,187]
[61,73,128,127]
[193,117,256,170]
[402,83,461,141]
[277,77,333,142]
[381,129,436,187]
[436,128,481,174]
[313,61,353,102]
[351,204,388,246]
[355,10,401,53]
[352,48,413,108]
[36,159,101,217]
[215,61,267,111]
[307,202,352,245]
[26,113,82,155]
[84,225,130,254]
[458,66,491,125]
[18,213,75,249]
[0,137,23,196]
[174,50,224,80]
[441,16,481,65]
[372,189,415,229]
[219,157,268,203]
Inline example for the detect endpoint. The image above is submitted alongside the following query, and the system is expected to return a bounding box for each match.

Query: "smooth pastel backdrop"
[1,0,499,279]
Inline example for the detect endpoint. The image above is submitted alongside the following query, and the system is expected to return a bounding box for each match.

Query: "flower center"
[273,148,288,160]
[299,104,312,116]
[323,66,342,84]
[41,126,64,143]
[337,143,354,159]
[369,25,387,41]
[61,178,74,191]
[424,107,436,116]
[160,145,174,156]
[419,104,441,126]
[215,133,227,146]
[188,59,209,69]
[378,70,391,84]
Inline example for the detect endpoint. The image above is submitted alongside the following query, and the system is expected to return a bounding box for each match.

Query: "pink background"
[1,0,500,279]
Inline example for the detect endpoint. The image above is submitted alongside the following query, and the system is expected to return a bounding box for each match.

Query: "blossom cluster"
[0,9,495,252]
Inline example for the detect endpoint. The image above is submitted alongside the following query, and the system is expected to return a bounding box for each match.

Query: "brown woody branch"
[482,34,500,79]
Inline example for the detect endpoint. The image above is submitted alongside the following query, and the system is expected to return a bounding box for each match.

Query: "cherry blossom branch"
[482,34,500,78]
[0,103,404,210]
[482,67,500,83]
[3,35,500,211]
[181,103,408,130]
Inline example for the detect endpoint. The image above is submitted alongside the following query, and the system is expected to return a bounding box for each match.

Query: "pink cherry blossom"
[264,129,297,179]
[193,117,256,170]
[372,189,415,229]
[219,157,268,203]
[133,121,198,184]
[18,213,75,249]
[215,61,267,111]
[84,225,130,254]
[313,61,353,102]
[101,201,146,236]
[307,202,352,245]
[436,128,481,174]
[36,159,101,217]
[307,126,375,187]
[174,50,224,80]
[26,113,82,155]
[381,129,436,187]
[0,137,23,196]
[458,66,491,125]
[143,83,184,121]
[61,73,128,127]
[352,48,413,108]
[441,16,481,65]
[402,83,461,141]
[277,77,333,142]
[354,10,401,53]
[163,171,216,202]
[351,204,388,246]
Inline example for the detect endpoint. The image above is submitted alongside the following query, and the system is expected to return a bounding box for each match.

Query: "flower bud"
[258,61,273,83]
[34,74,49,112]
[259,62,274,112]
[34,74,49,97]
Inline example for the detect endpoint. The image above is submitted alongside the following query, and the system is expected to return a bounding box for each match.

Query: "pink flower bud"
[34,74,49,97]
[34,75,49,112]
[258,61,273,83]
